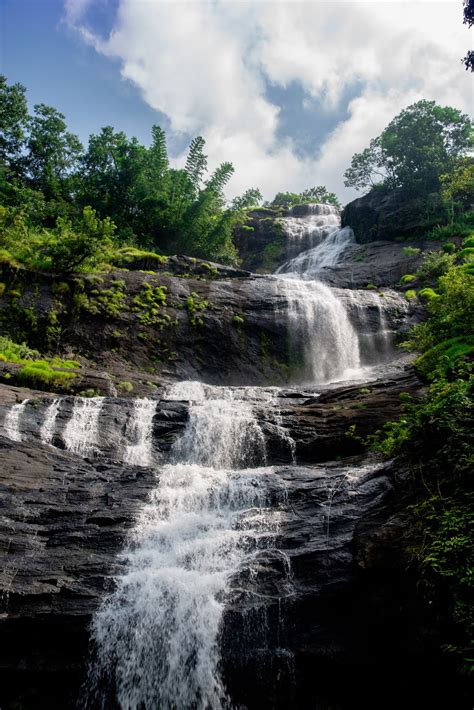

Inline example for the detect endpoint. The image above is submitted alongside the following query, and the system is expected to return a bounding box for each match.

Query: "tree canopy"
[0,75,262,265]
[344,100,473,195]
[269,186,341,209]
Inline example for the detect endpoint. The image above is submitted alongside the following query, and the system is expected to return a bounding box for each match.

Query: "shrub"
[414,336,474,381]
[459,247,474,262]
[442,241,456,253]
[416,251,456,280]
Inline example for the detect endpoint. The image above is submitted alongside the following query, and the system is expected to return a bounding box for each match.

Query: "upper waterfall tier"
[278,203,341,263]
[276,203,356,279]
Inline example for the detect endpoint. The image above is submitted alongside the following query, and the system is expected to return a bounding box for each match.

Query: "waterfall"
[3,399,29,442]
[278,204,340,261]
[277,226,355,279]
[272,204,362,383]
[40,398,61,445]
[63,397,104,456]
[124,399,157,467]
[280,279,361,383]
[86,382,288,710]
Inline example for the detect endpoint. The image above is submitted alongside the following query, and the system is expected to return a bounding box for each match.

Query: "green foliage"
[405,289,417,300]
[132,282,172,328]
[186,292,210,326]
[109,247,168,271]
[0,336,79,390]
[17,361,76,389]
[269,185,341,209]
[117,380,133,393]
[0,205,115,273]
[418,287,440,301]
[374,254,474,667]
[415,336,474,382]
[442,241,456,253]
[416,250,456,280]
[400,274,416,283]
[402,246,421,257]
[0,76,261,265]
[344,100,473,194]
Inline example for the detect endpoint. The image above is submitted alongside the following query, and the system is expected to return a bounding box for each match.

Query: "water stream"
[0,204,403,709]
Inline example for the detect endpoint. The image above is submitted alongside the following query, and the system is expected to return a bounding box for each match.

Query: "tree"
[299,186,341,208]
[0,75,29,180]
[231,188,263,210]
[26,104,83,201]
[344,100,473,194]
[440,157,474,212]
[269,186,341,208]
[463,0,474,70]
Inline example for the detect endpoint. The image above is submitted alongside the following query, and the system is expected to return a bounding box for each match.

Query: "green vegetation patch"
[17,361,77,389]
[414,336,474,382]
[110,247,168,271]
[186,292,211,326]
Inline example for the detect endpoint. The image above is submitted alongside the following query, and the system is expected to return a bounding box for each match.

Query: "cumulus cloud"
[64,0,472,202]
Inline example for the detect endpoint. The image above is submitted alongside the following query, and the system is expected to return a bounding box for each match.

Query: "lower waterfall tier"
[0,367,469,709]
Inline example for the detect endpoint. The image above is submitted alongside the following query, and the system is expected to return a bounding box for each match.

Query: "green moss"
[405,289,418,300]
[232,314,244,326]
[400,274,416,284]
[117,380,134,393]
[17,362,76,389]
[186,292,210,326]
[418,287,440,301]
[133,282,172,327]
[402,246,421,257]
[110,247,168,271]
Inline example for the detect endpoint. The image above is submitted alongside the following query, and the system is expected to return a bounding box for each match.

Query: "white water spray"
[3,399,29,442]
[124,399,157,467]
[279,278,361,384]
[86,383,288,710]
[40,398,61,445]
[63,397,104,456]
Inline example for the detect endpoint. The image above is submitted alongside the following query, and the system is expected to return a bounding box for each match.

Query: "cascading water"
[280,279,361,383]
[40,398,61,445]
[3,399,28,442]
[63,397,104,456]
[85,382,289,710]
[279,204,340,261]
[273,204,363,383]
[124,398,157,466]
[276,225,355,279]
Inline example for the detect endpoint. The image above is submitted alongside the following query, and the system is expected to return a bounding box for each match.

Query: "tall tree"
[26,104,83,201]
[0,75,29,180]
[344,100,473,194]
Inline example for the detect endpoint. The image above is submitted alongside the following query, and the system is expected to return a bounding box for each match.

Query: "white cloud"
[65,0,472,203]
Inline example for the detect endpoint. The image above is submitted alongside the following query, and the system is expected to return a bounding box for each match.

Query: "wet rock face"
[0,268,417,392]
[341,186,446,243]
[0,365,430,710]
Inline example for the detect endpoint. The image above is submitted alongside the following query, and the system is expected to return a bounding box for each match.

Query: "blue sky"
[1,0,471,202]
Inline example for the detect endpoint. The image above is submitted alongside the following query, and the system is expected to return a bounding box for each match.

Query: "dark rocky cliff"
[1,365,463,710]
[341,186,446,243]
